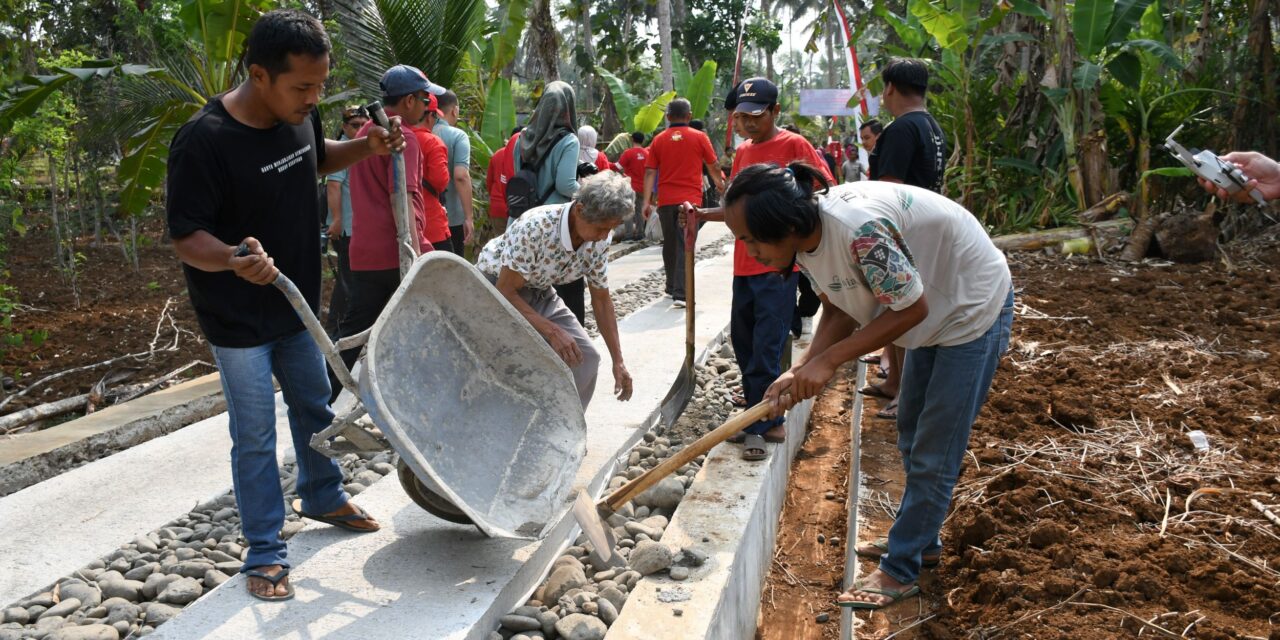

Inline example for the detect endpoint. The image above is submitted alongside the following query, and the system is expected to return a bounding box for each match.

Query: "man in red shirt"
[409,92,452,248]
[685,78,832,459]
[643,99,725,306]
[616,131,648,240]
[333,65,443,399]
[486,127,522,234]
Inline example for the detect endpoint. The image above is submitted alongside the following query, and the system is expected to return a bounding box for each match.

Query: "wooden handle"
[603,402,773,512]
[684,239,695,364]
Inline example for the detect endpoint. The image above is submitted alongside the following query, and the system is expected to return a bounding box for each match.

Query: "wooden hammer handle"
[602,402,773,512]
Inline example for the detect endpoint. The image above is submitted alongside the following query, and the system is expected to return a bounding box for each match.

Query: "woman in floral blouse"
[476,172,636,408]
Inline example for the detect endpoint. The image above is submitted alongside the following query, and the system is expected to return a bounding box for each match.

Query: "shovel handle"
[602,401,772,512]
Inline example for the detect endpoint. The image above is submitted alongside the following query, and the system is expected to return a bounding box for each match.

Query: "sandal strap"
[244,568,290,586]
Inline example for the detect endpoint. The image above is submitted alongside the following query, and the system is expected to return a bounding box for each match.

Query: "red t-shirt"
[410,124,452,244]
[730,129,834,276]
[646,125,717,207]
[617,146,648,193]
[486,133,519,219]
[349,119,431,271]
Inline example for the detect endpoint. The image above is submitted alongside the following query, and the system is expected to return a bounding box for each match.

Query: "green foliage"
[335,0,487,99]
[634,91,677,134]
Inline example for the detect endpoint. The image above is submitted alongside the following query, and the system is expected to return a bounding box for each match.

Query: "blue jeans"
[879,289,1014,585]
[731,272,798,435]
[210,330,349,572]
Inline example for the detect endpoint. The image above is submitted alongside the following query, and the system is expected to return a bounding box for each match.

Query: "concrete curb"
[605,340,817,640]
[0,373,225,496]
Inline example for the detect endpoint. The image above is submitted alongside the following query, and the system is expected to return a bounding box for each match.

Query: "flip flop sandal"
[858,354,881,364]
[837,583,920,610]
[741,434,769,461]
[876,368,888,379]
[291,499,380,533]
[854,539,940,567]
[730,391,748,407]
[875,401,899,420]
[857,384,894,400]
[244,567,294,602]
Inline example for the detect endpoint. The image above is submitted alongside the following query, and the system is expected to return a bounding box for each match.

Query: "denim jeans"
[731,272,799,435]
[210,330,348,572]
[879,289,1014,585]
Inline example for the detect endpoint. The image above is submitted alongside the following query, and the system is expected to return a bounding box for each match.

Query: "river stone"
[352,470,383,486]
[124,564,157,582]
[142,574,179,600]
[47,625,120,640]
[57,583,100,608]
[41,599,82,620]
[623,522,662,541]
[555,613,607,640]
[173,548,198,562]
[143,603,179,626]
[636,478,684,510]
[596,597,619,625]
[27,605,47,619]
[536,610,558,636]
[24,593,55,608]
[99,580,143,603]
[498,615,541,632]
[35,615,67,632]
[110,622,131,637]
[542,565,587,604]
[0,629,20,640]
[214,561,243,575]
[205,550,238,564]
[173,561,215,579]
[669,567,690,581]
[680,548,708,567]
[105,603,140,626]
[0,609,27,625]
[628,541,673,576]
[211,508,236,522]
[157,577,203,605]
[598,586,627,611]
[512,606,541,618]
[204,570,231,589]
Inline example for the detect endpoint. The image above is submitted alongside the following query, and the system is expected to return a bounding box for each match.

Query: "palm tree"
[335,0,486,99]
[524,0,561,82]
[657,0,674,91]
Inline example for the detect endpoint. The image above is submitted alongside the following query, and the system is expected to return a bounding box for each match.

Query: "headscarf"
[577,125,599,165]
[521,81,579,170]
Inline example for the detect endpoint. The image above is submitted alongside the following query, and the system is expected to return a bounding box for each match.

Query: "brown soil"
[760,236,1280,639]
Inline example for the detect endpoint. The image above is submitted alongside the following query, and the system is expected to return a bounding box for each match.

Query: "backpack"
[506,132,568,219]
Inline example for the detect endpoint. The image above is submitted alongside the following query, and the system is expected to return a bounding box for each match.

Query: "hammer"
[574,401,773,569]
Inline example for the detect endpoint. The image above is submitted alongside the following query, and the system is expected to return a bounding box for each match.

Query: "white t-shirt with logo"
[797,181,1010,349]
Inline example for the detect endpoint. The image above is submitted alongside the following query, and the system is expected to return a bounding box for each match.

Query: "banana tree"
[0,0,271,216]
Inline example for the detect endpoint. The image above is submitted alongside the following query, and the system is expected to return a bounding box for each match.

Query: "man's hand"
[643,203,655,220]
[366,115,407,155]
[229,237,279,285]
[678,202,700,228]
[463,218,475,246]
[1199,151,1280,203]
[612,362,633,401]
[763,356,837,419]
[326,218,342,240]
[546,325,584,366]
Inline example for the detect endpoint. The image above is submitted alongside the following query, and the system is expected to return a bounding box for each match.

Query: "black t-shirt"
[869,110,947,193]
[166,98,326,348]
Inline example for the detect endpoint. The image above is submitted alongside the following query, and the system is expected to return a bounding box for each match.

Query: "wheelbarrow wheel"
[396,459,475,525]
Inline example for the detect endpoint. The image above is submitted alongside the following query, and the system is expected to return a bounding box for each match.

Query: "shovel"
[574,401,772,569]
[656,205,699,427]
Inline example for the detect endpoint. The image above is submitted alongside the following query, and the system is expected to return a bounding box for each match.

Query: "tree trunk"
[1078,129,1111,208]
[761,0,775,78]
[581,0,596,112]
[524,0,561,82]
[825,11,837,88]
[49,153,65,269]
[993,218,1131,252]
[1228,0,1275,154]
[658,0,674,91]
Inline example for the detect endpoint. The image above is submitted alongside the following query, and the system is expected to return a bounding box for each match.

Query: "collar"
[559,203,574,251]
[668,123,690,128]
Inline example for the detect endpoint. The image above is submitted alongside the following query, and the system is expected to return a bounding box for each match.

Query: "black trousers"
[554,278,586,326]
[657,205,687,301]
[792,271,821,336]
[446,224,466,256]
[324,236,352,337]
[329,268,400,402]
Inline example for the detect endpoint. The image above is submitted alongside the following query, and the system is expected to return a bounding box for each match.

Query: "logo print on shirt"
[672,132,683,142]
[260,144,312,174]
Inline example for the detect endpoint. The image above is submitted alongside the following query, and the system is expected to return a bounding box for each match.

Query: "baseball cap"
[425,92,445,118]
[731,78,778,115]
[379,64,446,98]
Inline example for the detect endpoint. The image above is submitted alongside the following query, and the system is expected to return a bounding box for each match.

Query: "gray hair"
[666,98,691,119]
[576,171,635,224]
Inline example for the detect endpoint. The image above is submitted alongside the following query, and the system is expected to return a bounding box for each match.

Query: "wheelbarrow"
[240,246,588,540]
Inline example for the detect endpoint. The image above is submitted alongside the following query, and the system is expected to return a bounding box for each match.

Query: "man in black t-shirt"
[166,9,405,602]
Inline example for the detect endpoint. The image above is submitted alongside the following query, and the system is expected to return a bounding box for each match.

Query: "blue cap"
[379,65,446,98]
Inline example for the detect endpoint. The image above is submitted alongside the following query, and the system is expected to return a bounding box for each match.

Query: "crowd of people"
[163,6,1280,614]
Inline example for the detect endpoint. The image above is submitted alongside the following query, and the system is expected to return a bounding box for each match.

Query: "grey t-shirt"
[798,181,1010,348]
[433,120,471,226]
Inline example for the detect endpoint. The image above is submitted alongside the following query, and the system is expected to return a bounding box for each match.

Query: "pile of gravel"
[0,452,397,640]
[488,344,742,640]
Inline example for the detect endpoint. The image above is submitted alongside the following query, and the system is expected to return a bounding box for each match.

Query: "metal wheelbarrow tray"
[260,249,587,540]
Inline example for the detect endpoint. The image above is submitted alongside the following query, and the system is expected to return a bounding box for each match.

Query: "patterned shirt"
[476,203,611,290]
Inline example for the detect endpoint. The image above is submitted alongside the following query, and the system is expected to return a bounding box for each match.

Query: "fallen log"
[993,219,1132,252]
[1077,192,1130,223]
[0,393,92,434]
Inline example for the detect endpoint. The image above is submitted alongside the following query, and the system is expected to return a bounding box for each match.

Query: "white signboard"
[799,89,880,117]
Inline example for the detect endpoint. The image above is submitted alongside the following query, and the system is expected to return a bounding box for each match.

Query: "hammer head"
[572,492,625,570]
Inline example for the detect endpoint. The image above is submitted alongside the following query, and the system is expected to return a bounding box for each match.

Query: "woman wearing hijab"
[515,82,588,324]
[577,125,614,174]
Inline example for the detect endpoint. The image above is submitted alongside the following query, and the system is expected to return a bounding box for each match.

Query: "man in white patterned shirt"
[477,172,635,408]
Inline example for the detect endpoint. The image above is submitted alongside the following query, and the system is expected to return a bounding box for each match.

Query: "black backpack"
[505,132,569,219]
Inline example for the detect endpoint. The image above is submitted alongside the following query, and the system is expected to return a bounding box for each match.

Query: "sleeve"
[596,150,610,172]
[849,218,923,311]
[452,132,471,169]
[555,137,581,198]
[699,133,717,165]
[499,217,542,277]
[401,132,422,194]
[586,245,609,289]
[729,147,742,178]
[166,123,223,239]
[486,151,499,192]
[644,139,660,169]
[327,167,347,184]
[425,138,450,194]
[870,122,912,182]
[312,109,327,168]
[802,140,835,183]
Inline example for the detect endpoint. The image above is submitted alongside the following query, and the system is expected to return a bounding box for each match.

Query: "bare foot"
[246,565,289,599]
[764,424,786,441]
[837,569,915,608]
[327,502,379,531]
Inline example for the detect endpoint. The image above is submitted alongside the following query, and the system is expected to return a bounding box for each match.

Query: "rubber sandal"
[741,434,768,461]
[291,499,380,533]
[857,384,894,400]
[730,391,747,407]
[858,354,881,364]
[875,400,898,420]
[854,539,940,567]
[244,567,294,602]
[837,583,920,610]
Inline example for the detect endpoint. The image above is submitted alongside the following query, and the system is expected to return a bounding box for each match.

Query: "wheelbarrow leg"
[309,406,387,458]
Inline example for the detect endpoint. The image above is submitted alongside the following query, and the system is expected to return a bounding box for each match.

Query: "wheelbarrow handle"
[234,243,358,392]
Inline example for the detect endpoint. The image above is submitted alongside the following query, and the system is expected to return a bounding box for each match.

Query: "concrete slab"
[0,395,292,607]
[840,364,868,640]
[152,251,740,639]
[606,224,730,291]
[0,373,226,495]
[605,340,818,640]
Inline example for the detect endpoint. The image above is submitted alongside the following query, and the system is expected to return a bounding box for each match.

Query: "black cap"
[731,78,778,115]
